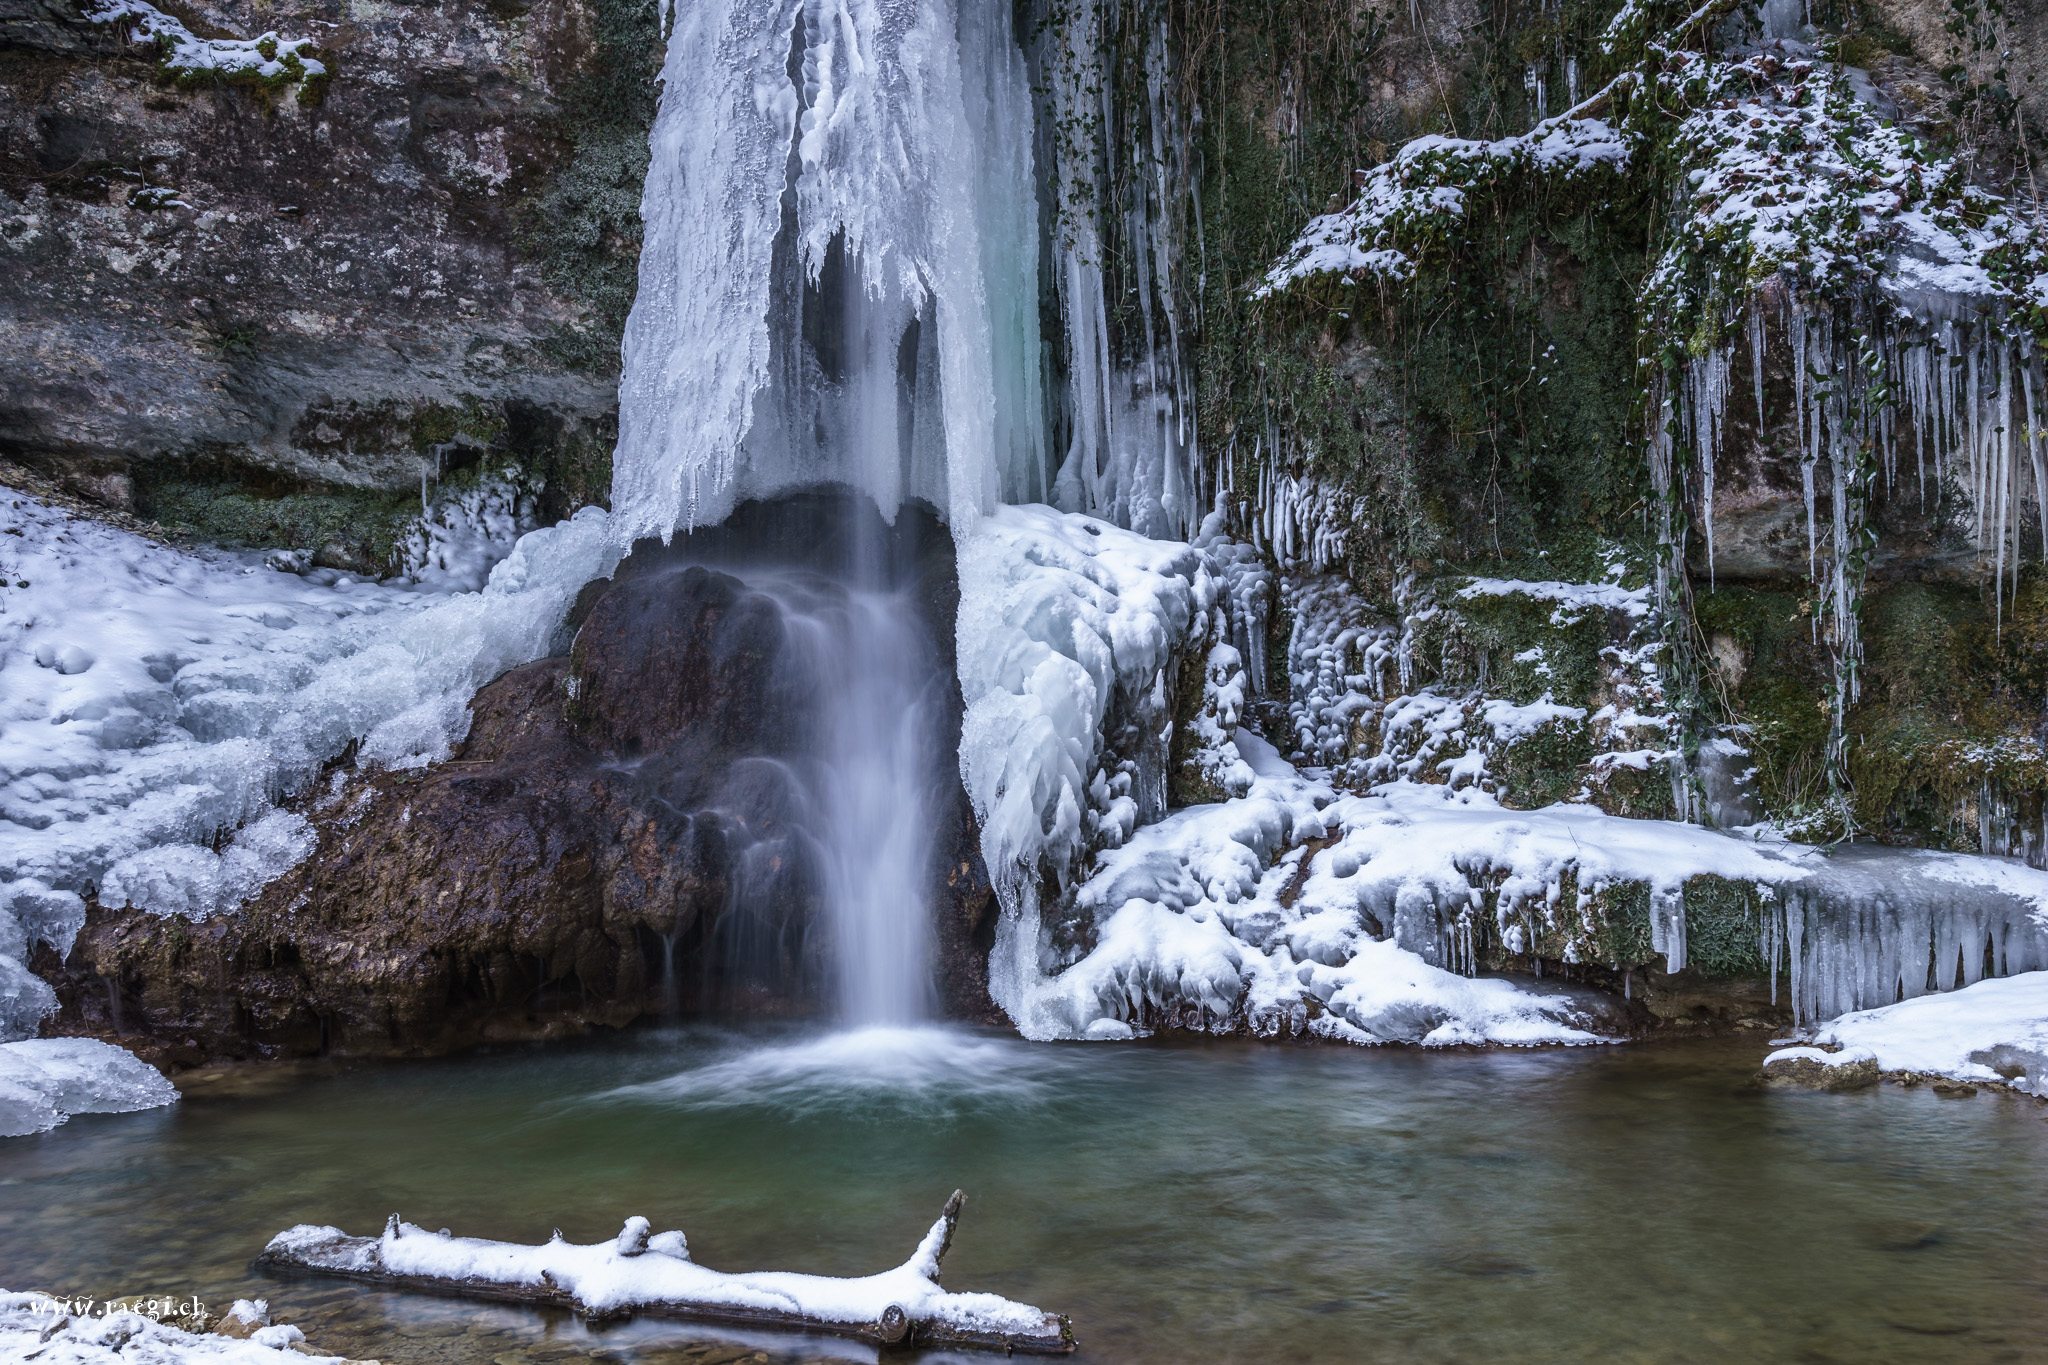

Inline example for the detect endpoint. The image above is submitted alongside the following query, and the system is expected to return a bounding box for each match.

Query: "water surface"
[3,1026,2044,1363]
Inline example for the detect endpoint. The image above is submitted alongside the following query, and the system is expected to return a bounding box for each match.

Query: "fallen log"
[254,1189,1074,1355]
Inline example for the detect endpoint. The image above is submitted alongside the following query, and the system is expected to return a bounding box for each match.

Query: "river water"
[2,1026,2044,1364]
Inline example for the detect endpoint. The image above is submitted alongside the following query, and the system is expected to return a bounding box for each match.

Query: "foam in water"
[599,1025,1054,1119]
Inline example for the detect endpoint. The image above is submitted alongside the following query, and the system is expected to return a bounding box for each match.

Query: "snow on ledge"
[82,0,327,84]
[1456,576,1651,620]
[0,489,618,1039]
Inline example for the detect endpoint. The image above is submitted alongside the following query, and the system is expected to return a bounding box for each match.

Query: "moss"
[1584,882,1655,968]
[517,0,662,375]
[1692,585,1834,821]
[1490,717,1595,808]
[1445,586,1616,704]
[1185,0,1655,574]
[136,476,418,572]
[1839,579,2044,847]
[1574,877,1768,977]
[1580,757,1681,820]
[130,386,616,571]
[1167,645,1231,807]
[407,398,509,456]
[1678,876,1770,978]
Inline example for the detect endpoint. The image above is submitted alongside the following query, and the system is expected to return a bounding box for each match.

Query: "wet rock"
[43,497,1001,1061]
[1759,1046,1881,1091]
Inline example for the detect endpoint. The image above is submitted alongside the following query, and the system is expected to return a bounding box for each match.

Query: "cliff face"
[0,0,656,565]
[1173,0,2048,855]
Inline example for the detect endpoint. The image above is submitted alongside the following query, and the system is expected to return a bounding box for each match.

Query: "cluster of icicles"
[612,0,1215,550]
[1655,293,2048,807]
[1670,297,2048,611]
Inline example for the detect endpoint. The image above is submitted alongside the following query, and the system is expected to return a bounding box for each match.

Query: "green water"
[2,1025,2045,1364]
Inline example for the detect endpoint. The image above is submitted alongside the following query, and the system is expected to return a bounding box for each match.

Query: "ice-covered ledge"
[256,1193,1074,1354]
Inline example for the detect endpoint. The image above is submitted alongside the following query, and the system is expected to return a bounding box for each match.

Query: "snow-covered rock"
[956,503,1242,1026]
[1759,1045,1881,1091]
[0,1038,176,1137]
[0,1292,335,1362]
[1794,971,2048,1095]
[0,489,616,1038]
[1008,728,1799,1044]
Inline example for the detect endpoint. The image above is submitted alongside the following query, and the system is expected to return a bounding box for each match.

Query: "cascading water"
[772,567,942,1025]
[624,501,952,1026]
[612,0,1050,542]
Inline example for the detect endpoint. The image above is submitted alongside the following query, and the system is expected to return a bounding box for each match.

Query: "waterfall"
[732,560,943,1025]
[609,0,1046,1021]
[610,0,1214,1025]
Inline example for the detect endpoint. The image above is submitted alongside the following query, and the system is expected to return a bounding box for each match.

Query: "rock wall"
[0,0,659,566]
[44,497,1000,1063]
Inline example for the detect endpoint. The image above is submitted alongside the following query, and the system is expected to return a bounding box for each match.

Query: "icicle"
[1749,305,1767,432]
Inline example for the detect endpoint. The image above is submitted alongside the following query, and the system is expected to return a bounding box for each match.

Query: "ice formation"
[1035,0,1205,540]
[0,1036,177,1137]
[954,504,1242,1027]
[0,490,616,1037]
[1768,970,2048,1094]
[1259,13,2048,808]
[612,0,1049,540]
[1765,849,2048,1026]
[1018,729,1624,1044]
[962,527,2048,1040]
[612,0,1207,546]
[0,1293,331,1362]
[396,468,542,593]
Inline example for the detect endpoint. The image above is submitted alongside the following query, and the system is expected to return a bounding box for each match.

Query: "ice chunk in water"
[0,1037,176,1137]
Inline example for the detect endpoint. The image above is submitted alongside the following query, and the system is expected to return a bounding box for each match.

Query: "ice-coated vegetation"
[971,531,2048,1040]
[396,468,541,593]
[81,0,326,91]
[1257,0,2048,834]
[1258,116,1632,295]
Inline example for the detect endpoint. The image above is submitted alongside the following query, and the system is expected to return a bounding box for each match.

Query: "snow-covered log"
[256,1191,1074,1354]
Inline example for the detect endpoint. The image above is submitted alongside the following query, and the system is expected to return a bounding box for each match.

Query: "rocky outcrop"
[0,0,659,564]
[40,497,1000,1065]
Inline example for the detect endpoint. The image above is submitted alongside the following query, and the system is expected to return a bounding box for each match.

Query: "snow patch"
[0,1292,332,1362]
[82,0,326,85]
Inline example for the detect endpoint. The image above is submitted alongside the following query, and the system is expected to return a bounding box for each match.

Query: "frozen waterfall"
[611,0,1050,542]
